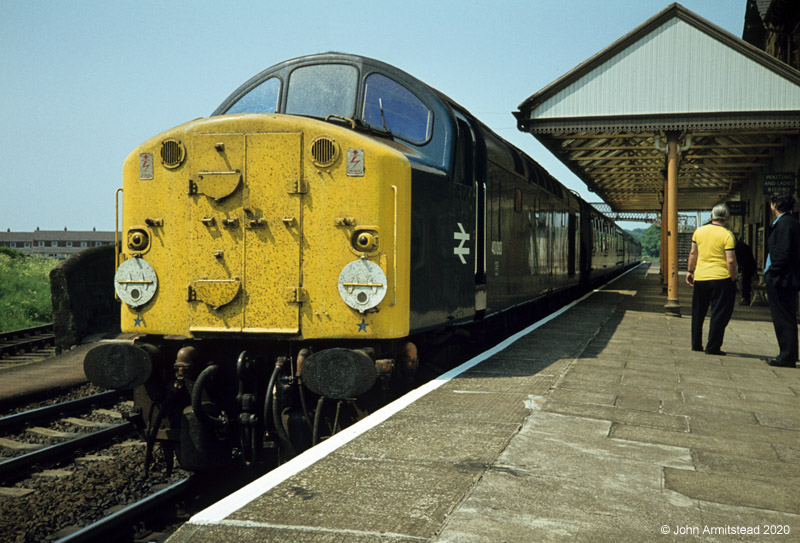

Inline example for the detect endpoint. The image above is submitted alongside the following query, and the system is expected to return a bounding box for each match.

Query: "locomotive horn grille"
[160,139,186,169]
[311,136,338,167]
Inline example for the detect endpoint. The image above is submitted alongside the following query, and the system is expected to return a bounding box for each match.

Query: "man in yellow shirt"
[686,203,738,355]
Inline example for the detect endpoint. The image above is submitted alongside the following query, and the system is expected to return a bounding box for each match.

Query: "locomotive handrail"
[324,114,356,130]
[197,169,241,175]
[392,184,398,305]
[115,187,123,272]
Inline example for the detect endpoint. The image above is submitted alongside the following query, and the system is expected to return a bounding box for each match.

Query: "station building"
[0,228,115,259]
[515,0,800,316]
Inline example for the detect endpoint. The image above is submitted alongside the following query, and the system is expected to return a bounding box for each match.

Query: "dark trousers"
[691,278,736,352]
[766,280,799,363]
[741,272,754,302]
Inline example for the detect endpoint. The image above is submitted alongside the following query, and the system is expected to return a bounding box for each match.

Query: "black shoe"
[766,357,796,368]
[705,350,726,356]
[691,347,703,352]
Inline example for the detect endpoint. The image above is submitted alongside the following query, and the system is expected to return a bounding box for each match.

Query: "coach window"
[226,77,281,114]
[286,64,358,119]
[510,148,524,175]
[363,73,432,144]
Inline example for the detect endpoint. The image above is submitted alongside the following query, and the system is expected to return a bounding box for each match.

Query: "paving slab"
[231,456,478,538]
[542,398,690,432]
[664,468,800,513]
[693,450,800,484]
[435,266,798,541]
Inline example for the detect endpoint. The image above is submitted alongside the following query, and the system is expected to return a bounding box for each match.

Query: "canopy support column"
[660,185,668,294]
[665,132,681,317]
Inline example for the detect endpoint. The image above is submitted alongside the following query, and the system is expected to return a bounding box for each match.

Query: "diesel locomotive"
[82,53,639,471]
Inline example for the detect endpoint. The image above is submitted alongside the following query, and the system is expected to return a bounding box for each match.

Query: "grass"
[0,248,60,332]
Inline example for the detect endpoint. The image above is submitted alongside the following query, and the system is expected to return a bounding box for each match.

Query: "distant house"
[0,228,115,259]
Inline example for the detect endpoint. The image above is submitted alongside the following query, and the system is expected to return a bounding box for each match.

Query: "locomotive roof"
[213,52,457,171]
[213,55,551,182]
[210,53,629,231]
[213,52,457,117]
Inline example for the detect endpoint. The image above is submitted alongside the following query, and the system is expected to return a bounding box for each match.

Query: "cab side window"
[363,73,432,144]
[226,77,281,114]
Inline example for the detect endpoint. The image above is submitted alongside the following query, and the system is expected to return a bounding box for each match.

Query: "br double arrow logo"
[453,222,470,264]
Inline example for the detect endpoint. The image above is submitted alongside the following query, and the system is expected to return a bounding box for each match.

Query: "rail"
[0,323,55,358]
[0,390,121,432]
[55,477,194,543]
[0,422,134,481]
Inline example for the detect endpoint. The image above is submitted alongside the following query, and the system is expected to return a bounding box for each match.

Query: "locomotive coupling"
[83,341,160,390]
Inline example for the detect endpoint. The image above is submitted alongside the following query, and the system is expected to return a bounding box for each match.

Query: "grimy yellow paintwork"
[118,114,411,339]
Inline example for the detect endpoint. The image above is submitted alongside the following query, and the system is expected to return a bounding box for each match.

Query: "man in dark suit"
[735,240,756,305]
[765,192,800,368]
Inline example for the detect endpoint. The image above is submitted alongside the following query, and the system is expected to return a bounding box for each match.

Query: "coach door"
[568,212,577,277]
[242,132,303,334]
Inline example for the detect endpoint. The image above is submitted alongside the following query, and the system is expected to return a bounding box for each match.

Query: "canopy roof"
[515,3,800,212]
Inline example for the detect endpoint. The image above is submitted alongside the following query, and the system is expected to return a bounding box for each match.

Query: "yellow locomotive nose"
[117,113,411,339]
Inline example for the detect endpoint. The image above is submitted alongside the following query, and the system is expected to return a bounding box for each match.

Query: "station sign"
[763,172,795,195]
[726,201,746,216]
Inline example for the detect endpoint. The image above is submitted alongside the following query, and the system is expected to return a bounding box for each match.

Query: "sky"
[1,0,746,233]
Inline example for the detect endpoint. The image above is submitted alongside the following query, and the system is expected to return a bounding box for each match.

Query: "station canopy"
[515,3,800,212]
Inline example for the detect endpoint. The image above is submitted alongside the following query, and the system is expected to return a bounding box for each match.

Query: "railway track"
[0,390,121,431]
[55,477,195,543]
[0,323,56,362]
[0,386,199,542]
[0,390,134,481]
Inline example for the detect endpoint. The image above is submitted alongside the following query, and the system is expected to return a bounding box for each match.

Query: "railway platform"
[0,333,130,410]
[0,344,90,409]
[167,262,799,542]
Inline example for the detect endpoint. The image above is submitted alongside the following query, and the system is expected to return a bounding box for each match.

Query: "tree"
[640,224,661,258]
[625,226,660,258]
[627,228,646,244]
